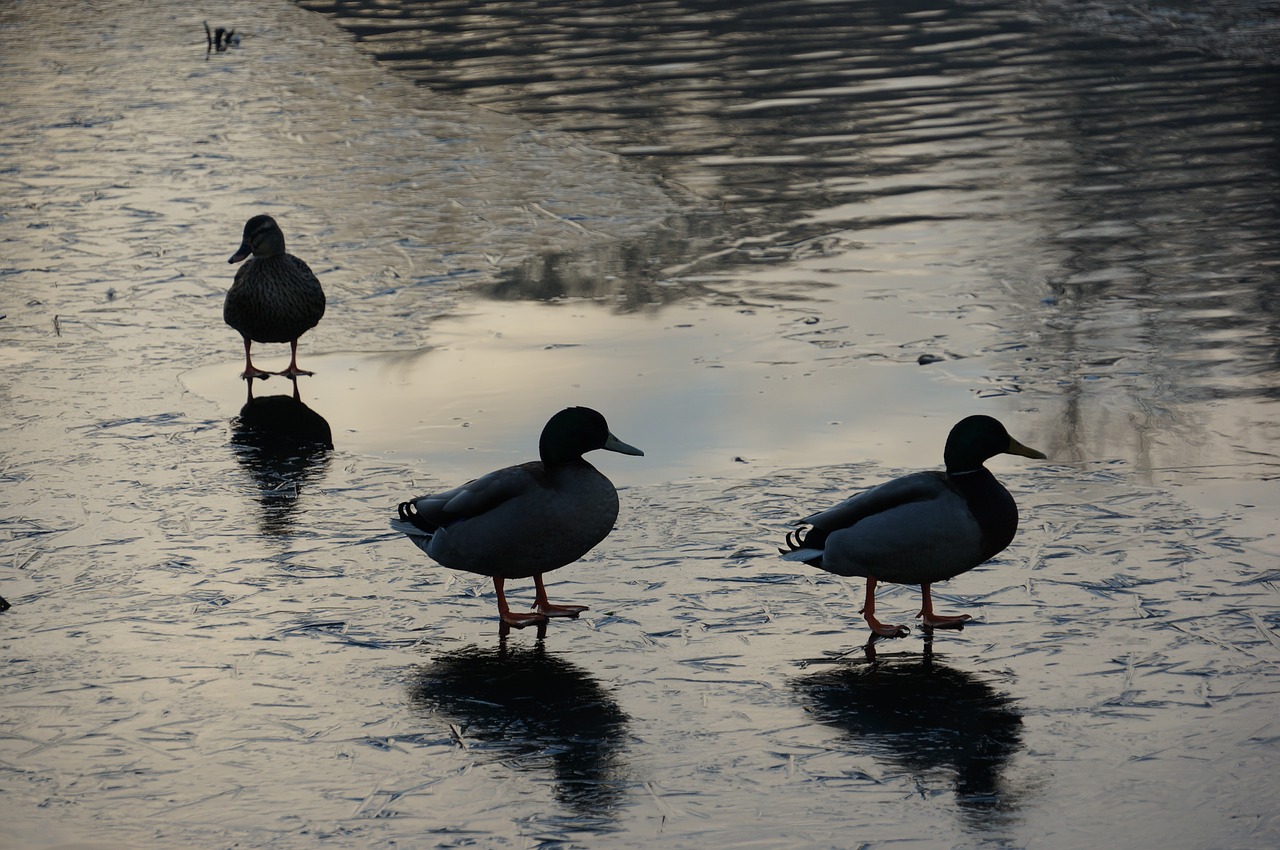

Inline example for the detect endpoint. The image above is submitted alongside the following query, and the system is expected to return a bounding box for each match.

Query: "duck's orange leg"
[278,338,314,378]
[240,338,271,381]
[917,583,971,629]
[533,573,588,618]
[861,578,909,638]
[493,577,547,628]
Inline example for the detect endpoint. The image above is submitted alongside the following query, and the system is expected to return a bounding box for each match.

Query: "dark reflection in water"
[230,379,333,535]
[482,221,721,309]
[793,642,1025,831]
[408,638,631,826]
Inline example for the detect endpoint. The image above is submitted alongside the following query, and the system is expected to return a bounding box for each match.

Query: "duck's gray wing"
[393,462,543,538]
[783,471,951,563]
[800,471,950,530]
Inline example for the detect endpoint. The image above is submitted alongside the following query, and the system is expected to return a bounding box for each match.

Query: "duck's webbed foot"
[500,609,550,628]
[917,583,971,630]
[240,339,272,381]
[918,611,971,630]
[860,577,909,638]
[279,340,313,378]
[537,602,588,619]
[863,614,910,638]
[532,574,587,619]
[493,577,549,628]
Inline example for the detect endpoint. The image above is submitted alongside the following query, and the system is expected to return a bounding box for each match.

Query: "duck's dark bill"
[228,242,252,264]
[605,433,644,456]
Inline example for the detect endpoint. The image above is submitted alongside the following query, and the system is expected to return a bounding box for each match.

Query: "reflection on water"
[793,642,1026,832]
[1018,0,1280,62]
[408,639,631,826]
[482,220,719,309]
[230,378,333,534]
[300,0,1280,268]
[183,300,975,485]
[302,0,1280,475]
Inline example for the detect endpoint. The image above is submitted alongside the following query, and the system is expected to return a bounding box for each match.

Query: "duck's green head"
[540,407,644,464]
[228,214,286,264]
[944,415,1046,473]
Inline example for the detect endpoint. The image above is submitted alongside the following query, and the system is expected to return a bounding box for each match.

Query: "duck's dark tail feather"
[779,526,825,566]
[393,500,437,536]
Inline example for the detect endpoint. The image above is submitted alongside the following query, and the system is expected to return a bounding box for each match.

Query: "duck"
[225,214,326,380]
[781,415,1045,638]
[391,407,644,628]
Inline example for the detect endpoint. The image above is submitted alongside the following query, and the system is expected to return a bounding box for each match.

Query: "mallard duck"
[391,407,643,628]
[782,415,1045,638]
[225,215,326,380]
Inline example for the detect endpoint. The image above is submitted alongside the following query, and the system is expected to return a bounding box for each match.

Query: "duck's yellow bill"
[1007,438,1047,460]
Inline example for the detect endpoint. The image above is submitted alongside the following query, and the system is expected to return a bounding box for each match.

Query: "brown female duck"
[225,215,326,380]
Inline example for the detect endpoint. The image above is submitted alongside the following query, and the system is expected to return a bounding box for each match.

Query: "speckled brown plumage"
[225,215,326,379]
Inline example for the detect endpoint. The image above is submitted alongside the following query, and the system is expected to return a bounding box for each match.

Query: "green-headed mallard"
[391,407,644,628]
[225,215,326,380]
[782,415,1045,638]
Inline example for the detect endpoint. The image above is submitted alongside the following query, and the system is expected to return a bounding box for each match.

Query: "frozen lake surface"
[2,1,1279,848]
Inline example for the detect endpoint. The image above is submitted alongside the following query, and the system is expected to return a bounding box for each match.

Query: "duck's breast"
[950,470,1019,561]
[224,255,325,343]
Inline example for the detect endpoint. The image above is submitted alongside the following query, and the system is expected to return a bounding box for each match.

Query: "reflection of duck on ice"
[409,639,630,818]
[793,642,1025,824]
[230,377,332,534]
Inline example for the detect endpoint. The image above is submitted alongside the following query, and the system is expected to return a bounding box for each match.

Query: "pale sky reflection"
[184,298,1001,487]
